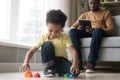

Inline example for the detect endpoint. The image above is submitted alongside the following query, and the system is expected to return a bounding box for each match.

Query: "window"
[18,0,69,45]
[18,0,40,44]
[0,0,70,45]
[0,0,11,40]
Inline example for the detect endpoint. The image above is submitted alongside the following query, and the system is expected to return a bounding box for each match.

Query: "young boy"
[19,10,79,76]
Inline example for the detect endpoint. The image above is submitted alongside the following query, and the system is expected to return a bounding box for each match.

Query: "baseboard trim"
[0,63,44,72]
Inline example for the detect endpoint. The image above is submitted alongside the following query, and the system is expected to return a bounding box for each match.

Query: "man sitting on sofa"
[69,0,115,73]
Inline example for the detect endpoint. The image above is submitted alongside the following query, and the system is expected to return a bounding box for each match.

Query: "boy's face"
[46,23,62,39]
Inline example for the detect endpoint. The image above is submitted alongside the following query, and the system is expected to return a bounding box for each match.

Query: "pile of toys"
[24,71,78,79]
[64,73,77,79]
[24,71,40,78]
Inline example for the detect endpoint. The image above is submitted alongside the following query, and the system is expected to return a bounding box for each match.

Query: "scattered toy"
[24,71,33,78]
[34,72,41,78]
[64,73,77,79]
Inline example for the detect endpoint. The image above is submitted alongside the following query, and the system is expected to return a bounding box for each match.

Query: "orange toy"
[24,71,33,78]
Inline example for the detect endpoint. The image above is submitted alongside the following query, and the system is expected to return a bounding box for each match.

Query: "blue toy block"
[69,73,77,78]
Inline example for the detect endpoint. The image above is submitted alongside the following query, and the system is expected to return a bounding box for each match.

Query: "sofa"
[64,15,120,62]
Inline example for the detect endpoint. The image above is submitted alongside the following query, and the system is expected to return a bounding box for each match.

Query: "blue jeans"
[41,42,72,73]
[69,28,108,67]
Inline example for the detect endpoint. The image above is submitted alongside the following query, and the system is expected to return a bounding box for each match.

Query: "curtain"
[0,0,11,40]
[68,0,89,26]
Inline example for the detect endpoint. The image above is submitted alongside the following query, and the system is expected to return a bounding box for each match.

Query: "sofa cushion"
[113,15,120,36]
[81,37,120,48]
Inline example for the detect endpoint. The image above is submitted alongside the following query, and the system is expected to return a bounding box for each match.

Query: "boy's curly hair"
[46,9,67,28]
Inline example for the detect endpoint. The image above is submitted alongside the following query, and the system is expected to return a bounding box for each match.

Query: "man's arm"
[71,20,79,29]
[104,11,115,35]
[71,14,85,29]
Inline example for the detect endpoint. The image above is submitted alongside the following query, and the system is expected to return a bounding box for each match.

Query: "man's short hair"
[46,9,67,28]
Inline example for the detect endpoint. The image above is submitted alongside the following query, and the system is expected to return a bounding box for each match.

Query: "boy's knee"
[42,42,53,48]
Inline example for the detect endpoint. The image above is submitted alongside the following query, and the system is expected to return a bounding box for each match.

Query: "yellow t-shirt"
[35,32,73,59]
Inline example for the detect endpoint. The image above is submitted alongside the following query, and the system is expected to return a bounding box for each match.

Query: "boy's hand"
[70,64,80,74]
[19,63,30,71]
